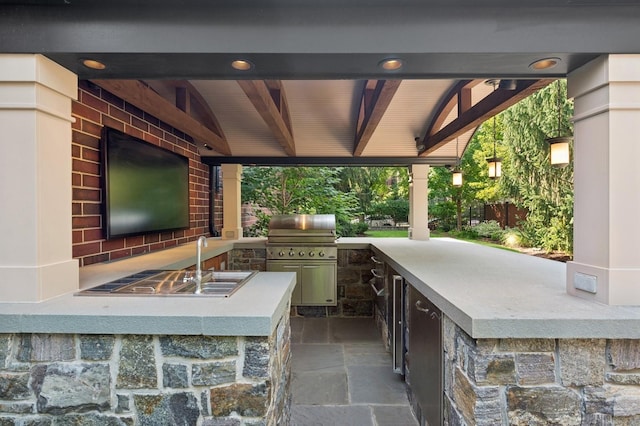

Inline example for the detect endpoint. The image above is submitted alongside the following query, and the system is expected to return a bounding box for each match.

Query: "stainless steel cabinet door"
[301,263,336,305]
[266,263,302,305]
[409,285,442,426]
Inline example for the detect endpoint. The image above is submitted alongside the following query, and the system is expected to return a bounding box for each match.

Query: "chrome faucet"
[195,236,208,293]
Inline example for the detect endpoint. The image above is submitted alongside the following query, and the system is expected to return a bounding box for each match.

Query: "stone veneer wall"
[442,315,640,425]
[230,247,375,318]
[0,314,291,425]
[228,248,267,272]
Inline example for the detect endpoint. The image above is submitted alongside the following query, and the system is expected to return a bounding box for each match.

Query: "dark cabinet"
[203,252,228,271]
[187,252,228,271]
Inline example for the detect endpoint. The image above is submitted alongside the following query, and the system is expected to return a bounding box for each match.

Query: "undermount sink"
[76,270,257,297]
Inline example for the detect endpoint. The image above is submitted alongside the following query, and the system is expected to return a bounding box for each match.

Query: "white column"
[221,164,243,240]
[0,54,78,302]
[409,164,430,240]
[566,54,640,305]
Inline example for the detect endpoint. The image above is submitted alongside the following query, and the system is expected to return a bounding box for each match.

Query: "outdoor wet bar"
[4,237,640,424]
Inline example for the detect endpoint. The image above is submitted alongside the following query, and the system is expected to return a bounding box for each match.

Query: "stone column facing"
[0,54,79,302]
[409,164,430,241]
[566,54,640,305]
[221,164,243,240]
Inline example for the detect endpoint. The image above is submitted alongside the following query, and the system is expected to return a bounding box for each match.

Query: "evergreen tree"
[501,80,574,253]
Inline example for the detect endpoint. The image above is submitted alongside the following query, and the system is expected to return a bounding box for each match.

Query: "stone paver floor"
[290,317,418,426]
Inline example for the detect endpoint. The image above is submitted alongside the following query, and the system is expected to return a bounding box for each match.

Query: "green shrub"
[337,219,369,237]
[472,220,504,241]
[243,210,271,237]
[355,221,369,235]
[451,226,478,239]
[501,228,523,248]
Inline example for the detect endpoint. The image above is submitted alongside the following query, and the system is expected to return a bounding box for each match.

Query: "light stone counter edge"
[0,237,295,337]
[355,237,640,339]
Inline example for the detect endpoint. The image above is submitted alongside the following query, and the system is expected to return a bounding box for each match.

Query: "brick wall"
[71,80,214,266]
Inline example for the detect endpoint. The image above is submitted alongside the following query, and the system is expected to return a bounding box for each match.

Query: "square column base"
[409,228,430,241]
[0,259,78,302]
[222,227,243,240]
[567,261,640,305]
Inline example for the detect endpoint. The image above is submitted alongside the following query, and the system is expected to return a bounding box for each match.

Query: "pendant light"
[547,80,571,167]
[452,137,463,187]
[485,80,502,179]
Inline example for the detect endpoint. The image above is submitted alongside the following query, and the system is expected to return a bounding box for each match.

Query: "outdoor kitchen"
[3,4,640,420]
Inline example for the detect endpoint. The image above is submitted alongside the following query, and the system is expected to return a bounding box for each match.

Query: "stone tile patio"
[290,317,418,426]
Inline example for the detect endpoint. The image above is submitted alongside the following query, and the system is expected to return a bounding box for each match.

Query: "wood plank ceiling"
[94,78,552,166]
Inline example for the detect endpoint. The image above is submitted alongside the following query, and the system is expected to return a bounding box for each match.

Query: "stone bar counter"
[0,238,295,425]
[4,236,640,424]
[347,237,640,425]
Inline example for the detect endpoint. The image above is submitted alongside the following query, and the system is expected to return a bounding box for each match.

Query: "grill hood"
[267,214,336,243]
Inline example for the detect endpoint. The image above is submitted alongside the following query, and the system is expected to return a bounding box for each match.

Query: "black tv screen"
[102,127,190,239]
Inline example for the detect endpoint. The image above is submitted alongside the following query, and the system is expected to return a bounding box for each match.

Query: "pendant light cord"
[493,115,497,158]
[556,80,562,137]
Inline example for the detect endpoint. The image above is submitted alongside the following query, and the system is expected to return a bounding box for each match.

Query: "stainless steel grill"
[266,214,337,306]
[266,214,337,260]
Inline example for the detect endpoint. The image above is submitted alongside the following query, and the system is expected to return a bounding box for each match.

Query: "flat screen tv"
[102,127,190,239]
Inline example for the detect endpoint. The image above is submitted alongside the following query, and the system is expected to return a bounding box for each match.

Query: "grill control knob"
[318,251,325,257]
[289,251,295,257]
[309,251,315,257]
[299,251,305,256]
[278,251,285,257]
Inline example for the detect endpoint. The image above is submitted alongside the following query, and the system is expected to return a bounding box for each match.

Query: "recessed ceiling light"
[379,58,404,71]
[529,57,561,71]
[231,60,254,71]
[82,59,106,70]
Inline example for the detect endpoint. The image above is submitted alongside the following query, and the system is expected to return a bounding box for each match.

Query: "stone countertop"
[4,236,640,339]
[355,237,640,339]
[78,237,265,289]
[0,271,294,337]
[0,237,294,337]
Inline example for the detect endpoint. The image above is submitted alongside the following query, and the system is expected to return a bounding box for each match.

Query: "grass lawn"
[364,229,449,238]
[363,229,519,253]
[363,229,448,238]
[362,228,568,260]
[364,229,408,238]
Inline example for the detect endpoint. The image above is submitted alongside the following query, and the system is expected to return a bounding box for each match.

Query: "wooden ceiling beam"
[417,79,478,152]
[151,80,227,141]
[353,79,402,157]
[422,79,554,156]
[91,79,232,155]
[237,80,295,156]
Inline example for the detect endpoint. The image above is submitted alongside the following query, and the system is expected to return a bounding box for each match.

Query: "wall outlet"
[574,272,597,294]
